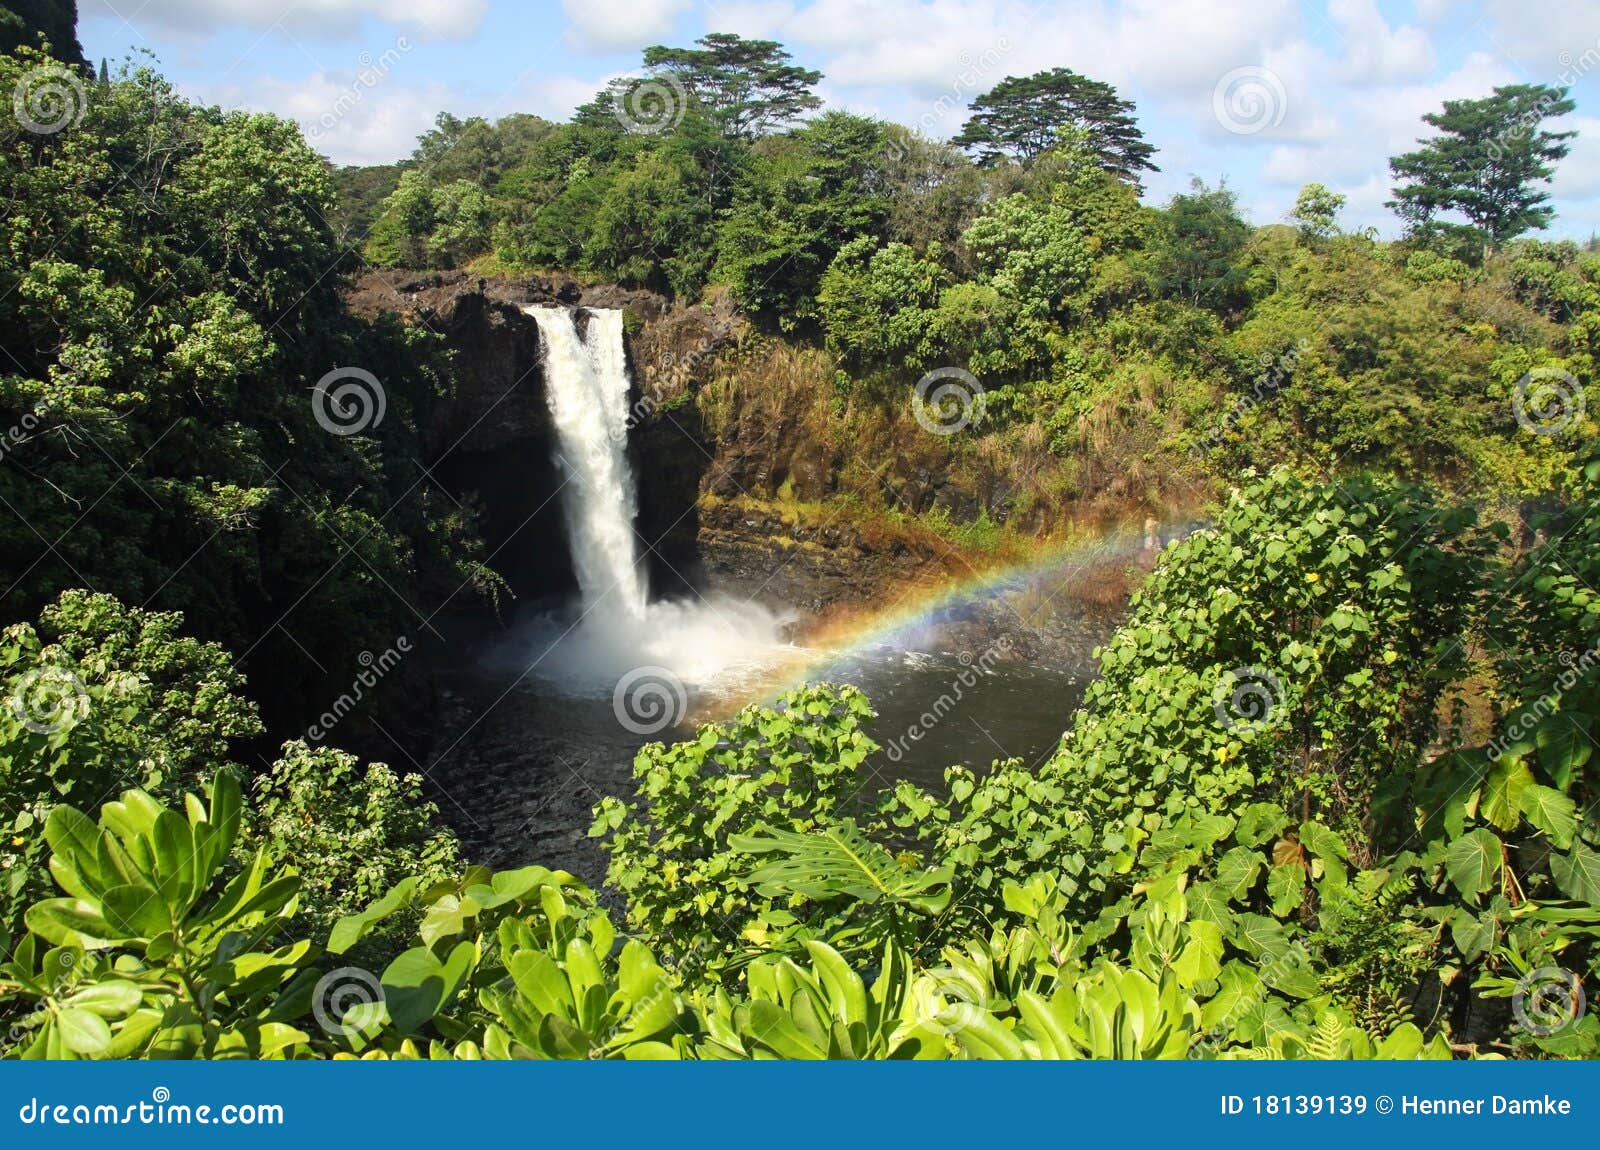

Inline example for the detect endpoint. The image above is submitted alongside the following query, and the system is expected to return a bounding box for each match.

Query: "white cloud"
[490,71,614,122]
[82,0,487,42]
[1479,0,1600,76]
[560,0,692,52]
[1326,0,1434,84]
[1551,115,1600,201]
[687,0,1297,99]
[201,68,454,165]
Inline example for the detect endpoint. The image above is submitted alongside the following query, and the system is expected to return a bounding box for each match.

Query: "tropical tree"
[642,32,822,140]
[1290,182,1345,240]
[1388,84,1577,249]
[1153,178,1251,308]
[0,0,84,65]
[714,111,890,324]
[952,67,1158,187]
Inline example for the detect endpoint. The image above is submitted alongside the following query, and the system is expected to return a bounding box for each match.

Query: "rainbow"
[711,520,1168,711]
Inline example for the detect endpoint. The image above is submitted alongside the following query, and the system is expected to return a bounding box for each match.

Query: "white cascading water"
[527,307,646,618]
[519,305,797,697]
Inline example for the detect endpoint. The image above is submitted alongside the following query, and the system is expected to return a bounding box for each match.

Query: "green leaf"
[507,951,574,1019]
[41,804,104,899]
[1374,1023,1425,1059]
[801,941,868,1027]
[24,899,120,948]
[1233,913,1292,959]
[1551,843,1600,904]
[1266,862,1306,917]
[1235,803,1289,848]
[732,820,952,913]
[1535,714,1592,791]
[381,941,476,1035]
[101,883,171,939]
[1517,784,1577,849]
[1446,829,1502,902]
[328,877,419,955]
[57,1007,112,1055]
[1480,758,1533,831]
[62,980,142,1018]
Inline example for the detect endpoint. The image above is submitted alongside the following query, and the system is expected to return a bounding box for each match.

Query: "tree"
[1388,84,1576,248]
[642,32,822,140]
[0,1,84,67]
[1290,182,1345,239]
[952,67,1158,187]
[714,111,890,324]
[1154,178,1251,308]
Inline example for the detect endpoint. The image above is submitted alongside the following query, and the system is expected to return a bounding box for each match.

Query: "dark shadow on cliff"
[630,376,712,602]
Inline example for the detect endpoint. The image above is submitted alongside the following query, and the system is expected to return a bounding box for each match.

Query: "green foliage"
[589,684,886,969]
[1,591,260,931]
[818,237,945,371]
[642,32,822,141]
[881,469,1493,945]
[366,171,493,268]
[952,66,1158,189]
[1290,183,1344,240]
[244,742,459,948]
[714,111,891,327]
[1390,84,1577,247]
[4,773,317,1059]
[1153,178,1251,309]
[0,49,494,740]
[0,0,83,64]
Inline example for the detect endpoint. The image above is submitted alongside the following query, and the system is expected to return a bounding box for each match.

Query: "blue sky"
[79,0,1600,238]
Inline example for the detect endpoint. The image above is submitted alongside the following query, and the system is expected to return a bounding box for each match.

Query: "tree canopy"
[952,66,1158,187]
[642,32,823,140]
[1389,83,1577,248]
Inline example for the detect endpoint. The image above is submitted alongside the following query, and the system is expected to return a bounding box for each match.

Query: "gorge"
[417,293,1133,879]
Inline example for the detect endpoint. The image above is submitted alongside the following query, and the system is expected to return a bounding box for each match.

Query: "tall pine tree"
[1388,84,1576,249]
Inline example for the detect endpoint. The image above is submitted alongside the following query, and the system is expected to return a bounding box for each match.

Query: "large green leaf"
[381,941,477,1035]
[24,898,120,948]
[1517,784,1577,849]
[1535,713,1592,791]
[1446,828,1502,902]
[56,1007,112,1056]
[1551,842,1600,904]
[731,820,952,913]
[1479,758,1532,831]
[327,877,419,955]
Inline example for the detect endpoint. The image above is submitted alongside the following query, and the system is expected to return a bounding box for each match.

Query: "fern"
[730,819,953,914]
[1304,1011,1350,1060]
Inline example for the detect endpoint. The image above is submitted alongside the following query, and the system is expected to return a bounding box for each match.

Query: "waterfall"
[527,307,646,618]
[507,303,795,702]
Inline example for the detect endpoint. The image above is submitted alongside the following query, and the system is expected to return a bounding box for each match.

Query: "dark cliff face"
[346,270,728,608]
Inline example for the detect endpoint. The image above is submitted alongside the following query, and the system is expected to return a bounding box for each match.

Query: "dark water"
[424,592,1115,886]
